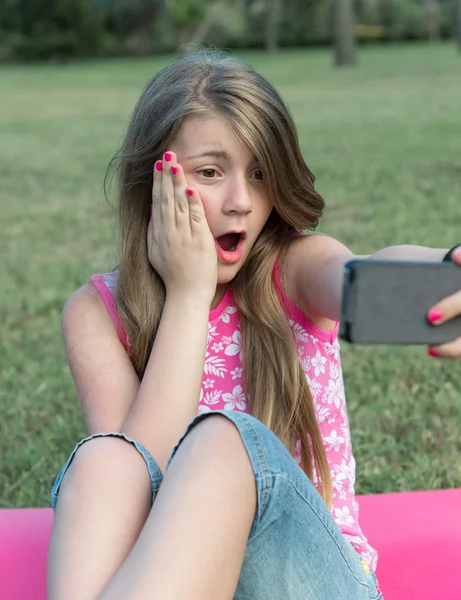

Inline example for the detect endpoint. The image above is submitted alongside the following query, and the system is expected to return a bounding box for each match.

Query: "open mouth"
[216,232,244,253]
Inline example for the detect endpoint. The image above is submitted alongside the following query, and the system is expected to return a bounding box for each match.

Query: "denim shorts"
[52,410,383,600]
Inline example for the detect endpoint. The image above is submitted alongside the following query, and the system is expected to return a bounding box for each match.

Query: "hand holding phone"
[340,259,461,346]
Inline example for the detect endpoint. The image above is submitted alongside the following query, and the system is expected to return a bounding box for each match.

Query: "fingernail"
[155,161,162,172]
[171,165,178,175]
[187,188,193,196]
[428,310,442,323]
[428,347,438,357]
[164,152,172,162]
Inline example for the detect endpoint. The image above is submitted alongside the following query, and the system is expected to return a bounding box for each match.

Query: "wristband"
[442,244,461,262]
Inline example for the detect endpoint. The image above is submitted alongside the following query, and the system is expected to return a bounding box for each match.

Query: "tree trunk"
[266,0,283,52]
[189,0,227,46]
[332,0,357,67]
[455,0,461,52]
[126,1,158,57]
[422,0,440,42]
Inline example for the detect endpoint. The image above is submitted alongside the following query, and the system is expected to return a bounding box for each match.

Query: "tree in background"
[0,0,104,60]
[98,0,164,56]
[422,0,441,41]
[333,0,357,65]
[455,0,461,50]
[266,0,283,51]
[1,0,460,62]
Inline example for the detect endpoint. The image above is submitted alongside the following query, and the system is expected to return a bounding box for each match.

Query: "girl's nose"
[223,180,253,215]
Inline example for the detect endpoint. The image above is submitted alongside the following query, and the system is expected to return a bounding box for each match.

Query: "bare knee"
[177,416,255,483]
[59,437,150,498]
[187,415,244,452]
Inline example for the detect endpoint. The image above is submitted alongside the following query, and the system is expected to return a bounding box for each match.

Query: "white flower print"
[207,324,218,345]
[293,439,302,465]
[311,350,327,376]
[326,378,343,409]
[314,403,330,423]
[202,389,223,405]
[334,506,355,526]
[197,404,211,415]
[212,342,223,353]
[311,465,319,486]
[230,367,243,380]
[204,355,227,378]
[290,321,309,343]
[220,305,237,323]
[329,362,340,380]
[203,378,215,389]
[222,335,233,346]
[324,340,341,360]
[339,490,348,501]
[340,422,351,450]
[306,375,322,398]
[224,330,241,360]
[324,429,345,452]
[300,354,311,372]
[345,534,368,548]
[352,496,360,513]
[333,459,355,492]
[222,385,247,411]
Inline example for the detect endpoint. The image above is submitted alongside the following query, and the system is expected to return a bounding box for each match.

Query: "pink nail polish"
[171,166,178,175]
[428,348,438,357]
[187,188,193,196]
[164,152,172,162]
[155,161,162,172]
[428,310,442,323]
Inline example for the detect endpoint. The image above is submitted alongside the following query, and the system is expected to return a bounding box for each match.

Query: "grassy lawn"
[1,43,461,508]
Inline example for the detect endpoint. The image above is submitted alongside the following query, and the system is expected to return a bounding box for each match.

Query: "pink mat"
[0,489,460,599]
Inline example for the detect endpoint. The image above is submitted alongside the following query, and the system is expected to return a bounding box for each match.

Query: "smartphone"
[340,259,461,345]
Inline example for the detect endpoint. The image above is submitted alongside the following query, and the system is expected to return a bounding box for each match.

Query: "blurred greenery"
[1,43,461,508]
[0,0,459,61]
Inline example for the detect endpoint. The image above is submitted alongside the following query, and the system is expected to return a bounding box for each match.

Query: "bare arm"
[121,294,209,471]
[288,234,448,325]
[61,282,140,436]
[63,282,209,472]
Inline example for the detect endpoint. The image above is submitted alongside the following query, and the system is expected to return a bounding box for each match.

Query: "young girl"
[47,48,461,600]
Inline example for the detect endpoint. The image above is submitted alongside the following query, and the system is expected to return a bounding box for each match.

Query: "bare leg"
[47,437,152,600]
[99,415,257,600]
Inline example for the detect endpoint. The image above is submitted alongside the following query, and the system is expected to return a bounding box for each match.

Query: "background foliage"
[0,0,459,61]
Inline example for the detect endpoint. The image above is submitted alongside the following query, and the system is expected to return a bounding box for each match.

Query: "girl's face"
[171,114,273,292]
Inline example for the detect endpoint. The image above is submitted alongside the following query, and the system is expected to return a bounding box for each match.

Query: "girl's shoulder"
[61,280,122,356]
[279,233,339,336]
[61,279,139,433]
[63,271,129,352]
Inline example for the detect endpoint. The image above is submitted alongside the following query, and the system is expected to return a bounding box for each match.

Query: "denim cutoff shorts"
[52,410,383,600]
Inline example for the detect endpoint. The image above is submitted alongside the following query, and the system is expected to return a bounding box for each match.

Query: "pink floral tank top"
[90,259,378,572]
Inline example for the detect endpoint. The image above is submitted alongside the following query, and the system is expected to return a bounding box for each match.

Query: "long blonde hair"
[108,48,332,508]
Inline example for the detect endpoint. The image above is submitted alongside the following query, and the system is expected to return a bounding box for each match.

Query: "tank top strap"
[90,272,131,353]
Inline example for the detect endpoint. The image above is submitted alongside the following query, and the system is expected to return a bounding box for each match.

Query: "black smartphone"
[340,259,461,345]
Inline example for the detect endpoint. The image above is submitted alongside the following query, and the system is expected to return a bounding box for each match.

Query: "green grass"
[1,43,461,508]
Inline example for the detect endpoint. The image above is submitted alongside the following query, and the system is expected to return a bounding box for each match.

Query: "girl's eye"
[198,169,218,178]
[197,169,263,181]
[252,170,263,181]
